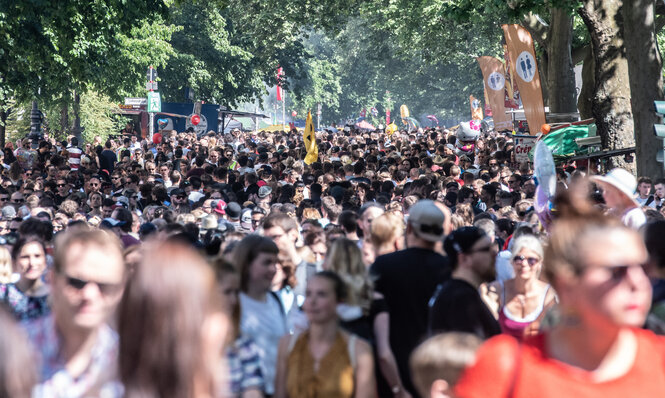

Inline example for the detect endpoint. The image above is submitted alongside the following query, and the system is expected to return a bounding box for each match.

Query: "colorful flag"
[502,24,546,135]
[470,95,483,120]
[303,111,318,165]
[386,109,391,124]
[276,67,283,101]
[477,56,512,131]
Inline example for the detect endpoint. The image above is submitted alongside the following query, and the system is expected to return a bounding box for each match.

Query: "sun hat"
[590,168,639,206]
[408,200,445,243]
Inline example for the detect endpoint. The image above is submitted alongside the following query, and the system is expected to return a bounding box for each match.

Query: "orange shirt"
[455,329,665,398]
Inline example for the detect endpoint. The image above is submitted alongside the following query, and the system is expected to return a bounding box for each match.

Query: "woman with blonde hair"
[481,235,556,340]
[456,190,662,397]
[0,246,14,284]
[324,238,411,398]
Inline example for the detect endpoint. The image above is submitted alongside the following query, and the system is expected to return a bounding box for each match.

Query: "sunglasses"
[591,263,649,283]
[513,255,540,266]
[12,199,24,203]
[63,274,123,295]
[0,197,7,202]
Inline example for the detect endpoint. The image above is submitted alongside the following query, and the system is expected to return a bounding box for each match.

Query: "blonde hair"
[410,332,481,398]
[370,213,404,249]
[0,246,12,284]
[325,238,372,314]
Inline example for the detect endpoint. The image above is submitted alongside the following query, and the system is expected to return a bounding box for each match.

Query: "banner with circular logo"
[515,51,536,83]
[487,72,506,91]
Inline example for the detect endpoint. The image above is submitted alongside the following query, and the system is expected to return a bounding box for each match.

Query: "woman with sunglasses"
[481,235,556,340]
[456,191,662,398]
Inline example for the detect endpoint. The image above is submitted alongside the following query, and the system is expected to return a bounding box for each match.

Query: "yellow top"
[286,331,354,398]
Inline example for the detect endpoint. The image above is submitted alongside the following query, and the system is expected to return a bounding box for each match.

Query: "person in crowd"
[233,235,288,396]
[0,307,38,398]
[262,213,317,300]
[643,220,665,334]
[591,168,646,229]
[274,271,375,398]
[324,237,411,398]
[455,190,661,397]
[214,259,265,398]
[371,199,450,397]
[369,212,405,259]
[429,227,500,339]
[117,240,229,398]
[26,229,125,396]
[0,236,50,321]
[410,332,481,398]
[480,235,556,340]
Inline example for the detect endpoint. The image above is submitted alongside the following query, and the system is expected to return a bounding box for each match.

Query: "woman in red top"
[455,189,664,398]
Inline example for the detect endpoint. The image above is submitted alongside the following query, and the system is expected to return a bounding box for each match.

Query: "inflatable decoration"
[386,123,398,136]
[533,140,557,230]
[455,120,481,155]
[191,114,201,126]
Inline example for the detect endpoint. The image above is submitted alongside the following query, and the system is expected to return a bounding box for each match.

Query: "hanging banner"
[470,95,483,120]
[477,56,512,131]
[276,67,284,101]
[502,24,546,135]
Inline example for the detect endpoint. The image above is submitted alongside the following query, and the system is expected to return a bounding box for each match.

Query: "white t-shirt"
[240,292,287,395]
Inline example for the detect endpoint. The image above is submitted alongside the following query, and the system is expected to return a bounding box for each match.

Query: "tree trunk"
[72,90,82,144]
[624,0,664,179]
[579,0,635,173]
[547,8,578,113]
[578,46,595,119]
[60,101,69,137]
[0,108,6,148]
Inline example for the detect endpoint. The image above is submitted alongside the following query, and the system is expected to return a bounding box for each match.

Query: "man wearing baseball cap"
[370,199,451,396]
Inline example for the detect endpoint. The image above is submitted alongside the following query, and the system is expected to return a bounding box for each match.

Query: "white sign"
[514,136,537,163]
[124,97,147,106]
[186,114,208,136]
[487,72,505,91]
[515,51,537,83]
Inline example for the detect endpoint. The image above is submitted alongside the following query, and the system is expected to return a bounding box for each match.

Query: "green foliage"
[79,91,128,144]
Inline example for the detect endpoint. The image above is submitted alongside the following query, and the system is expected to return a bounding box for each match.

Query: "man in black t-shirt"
[371,200,450,398]
[429,226,500,339]
[99,141,117,173]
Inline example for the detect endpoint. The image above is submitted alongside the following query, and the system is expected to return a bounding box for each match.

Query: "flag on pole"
[276,67,284,101]
[502,24,546,134]
[477,56,512,131]
[304,111,318,165]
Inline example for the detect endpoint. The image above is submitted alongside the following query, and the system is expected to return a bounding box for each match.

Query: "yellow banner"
[502,24,546,135]
[477,56,512,131]
[304,111,318,165]
[470,95,483,120]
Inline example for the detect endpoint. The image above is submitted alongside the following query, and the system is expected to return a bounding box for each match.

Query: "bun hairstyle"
[443,226,487,269]
[543,181,626,284]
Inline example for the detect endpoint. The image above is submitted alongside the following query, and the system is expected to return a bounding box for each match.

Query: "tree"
[624,0,664,179]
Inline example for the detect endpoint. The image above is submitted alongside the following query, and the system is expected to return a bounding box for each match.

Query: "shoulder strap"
[347,334,357,371]
[538,285,551,310]
[269,291,287,320]
[646,195,655,206]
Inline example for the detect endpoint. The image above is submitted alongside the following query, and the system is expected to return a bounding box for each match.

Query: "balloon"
[152,133,162,144]
[541,124,551,135]
[291,111,297,117]
[400,105,410,119]
[157,118,169,129]
[386,123,398,136]
[191,114,201,126]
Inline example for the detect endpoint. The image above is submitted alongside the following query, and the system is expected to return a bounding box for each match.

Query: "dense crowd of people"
[1,123,665,398]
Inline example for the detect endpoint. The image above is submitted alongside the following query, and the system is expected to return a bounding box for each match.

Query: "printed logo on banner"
[487,72,505,91]
[515,51,536,83]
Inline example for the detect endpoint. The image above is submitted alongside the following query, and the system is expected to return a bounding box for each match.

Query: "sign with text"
[513,135,537,163]
[124,97,147,106]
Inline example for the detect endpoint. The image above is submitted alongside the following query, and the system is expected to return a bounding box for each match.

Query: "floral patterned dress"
[0,283,50,321]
